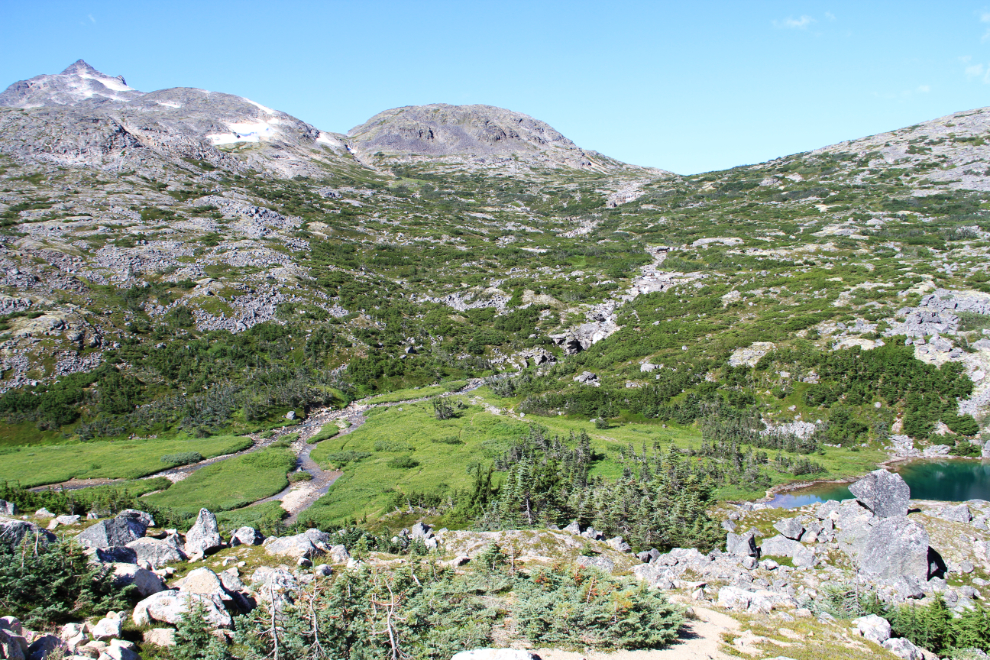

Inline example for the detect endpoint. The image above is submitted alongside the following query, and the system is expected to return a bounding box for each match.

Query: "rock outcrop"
[849,469,911,518]
[184,509,223,557]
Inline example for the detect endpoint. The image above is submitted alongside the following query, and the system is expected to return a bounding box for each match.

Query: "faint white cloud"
[773,15,815,29]
[967,63,985,78]
[916,85,931,93]
[824,11,836,21]
[88,14,96,23]
[960,55,973,64]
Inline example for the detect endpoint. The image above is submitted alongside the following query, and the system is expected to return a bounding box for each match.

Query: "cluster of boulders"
[614,469,988,660]
[0,614,139,660]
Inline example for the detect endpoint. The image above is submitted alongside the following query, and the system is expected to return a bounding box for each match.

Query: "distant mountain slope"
[347,103,650,173]
[0,61,353,178]
[814,106,990,193]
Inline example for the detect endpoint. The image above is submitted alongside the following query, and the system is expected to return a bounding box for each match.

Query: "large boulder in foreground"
[184,509,223,557]
[132,590,232,629]
[857,516,933,581]
[849,469,910,518]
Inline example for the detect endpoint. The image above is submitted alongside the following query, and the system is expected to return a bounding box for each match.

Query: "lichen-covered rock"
[132,590,232,629]
[76,518,144,550]
[0,628,27,660]
[0,500,16,516]
[857,516,931,581]
[849,469,910,518]
[883,637,922,660]
[90,613,122,641]
[632,562,676,589]
[126,536,185,568]
[853,614,891,644]
[142,629,175,648]
[726,531,759,557]
[111,564,166,598]
[183,509,223,557]
[116,510,154,530]
[773,517,805,541]
[575,555,614,573]
[231,527,263,546]
[178,568,229,601]
[940,503,972,523]
[760,535,804,558]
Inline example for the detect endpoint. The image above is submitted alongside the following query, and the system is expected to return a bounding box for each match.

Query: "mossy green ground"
[144,447,295,515]
[0,435,252,487]
[303,387,885,527]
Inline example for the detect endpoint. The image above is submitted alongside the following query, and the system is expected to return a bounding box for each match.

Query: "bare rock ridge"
[0,61,352,178]
[0,59,143,108]
[0,62,648,177]
[346,103,632,172]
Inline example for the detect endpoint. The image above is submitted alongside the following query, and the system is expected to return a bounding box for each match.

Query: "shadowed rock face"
[347,103,599,169]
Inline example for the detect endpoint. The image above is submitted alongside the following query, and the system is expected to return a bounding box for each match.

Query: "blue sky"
[2,1,990,174]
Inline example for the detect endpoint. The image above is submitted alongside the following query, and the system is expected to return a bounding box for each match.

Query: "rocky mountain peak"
[0,59,141,109]
[345,103,607,171]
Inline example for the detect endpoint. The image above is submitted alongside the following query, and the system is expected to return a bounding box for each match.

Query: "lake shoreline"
[754,453,990,507]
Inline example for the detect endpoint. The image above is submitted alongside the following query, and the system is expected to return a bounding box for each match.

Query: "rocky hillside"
[346,103,646,173]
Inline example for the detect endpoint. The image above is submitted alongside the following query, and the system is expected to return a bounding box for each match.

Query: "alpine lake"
[768,458,990,508]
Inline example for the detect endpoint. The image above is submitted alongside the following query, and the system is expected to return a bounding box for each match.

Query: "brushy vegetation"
[0,538,137,627]
[145,447,296,515]
[0,435,251,487]
[224,544,682,660]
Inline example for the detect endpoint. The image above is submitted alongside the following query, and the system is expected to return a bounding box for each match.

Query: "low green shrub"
[160,452,203,466]
[387,455,420,469]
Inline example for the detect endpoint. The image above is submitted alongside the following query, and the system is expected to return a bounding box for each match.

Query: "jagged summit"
[0,59,142,108]
[346,103,613,171]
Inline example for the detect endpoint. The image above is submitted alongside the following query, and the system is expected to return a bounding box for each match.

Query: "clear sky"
[2,1,989,174]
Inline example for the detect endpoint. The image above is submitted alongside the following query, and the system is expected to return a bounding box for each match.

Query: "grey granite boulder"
[263,530,329,560]
[231,527,263,546]
[849,469,910,518]
[110,564,166,598]
[126,535,186,568]
[853,614,891,644]
[773,517,804,540]
[0,500,16,516]
[117,509,155,529]
[726,531,759,557]
[76,518,145,550]
[632,563,677,589]
[857,516,931,581]
[184,509,223,557]
[760,535,804,558]
[575,554,615,573]
[940,503,972,523]
[0,518,56,548]
[132,590,232,629]
[883,637,922,660]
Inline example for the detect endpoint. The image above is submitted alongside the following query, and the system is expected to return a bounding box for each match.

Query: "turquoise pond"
[768,459,990,508]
